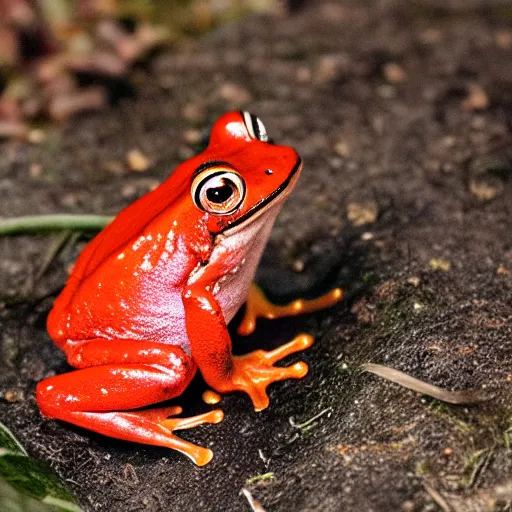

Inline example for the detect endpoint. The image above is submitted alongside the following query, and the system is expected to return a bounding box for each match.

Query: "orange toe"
[238,285,343,336]
[231,334,314,411]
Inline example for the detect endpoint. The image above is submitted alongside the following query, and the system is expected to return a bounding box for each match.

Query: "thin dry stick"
[362,363,493,404]
[423,482,454,512]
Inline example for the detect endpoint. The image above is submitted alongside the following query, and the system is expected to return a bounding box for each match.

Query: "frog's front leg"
[238,284,343,336]
[36,340,223,465]
[183,286,313,411]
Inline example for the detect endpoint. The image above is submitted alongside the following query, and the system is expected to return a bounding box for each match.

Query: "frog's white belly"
[209,204,282,324]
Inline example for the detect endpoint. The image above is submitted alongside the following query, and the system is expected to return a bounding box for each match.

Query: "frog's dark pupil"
[206,183,233,204]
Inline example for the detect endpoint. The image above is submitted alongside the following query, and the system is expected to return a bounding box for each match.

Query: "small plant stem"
[0,214,113,236]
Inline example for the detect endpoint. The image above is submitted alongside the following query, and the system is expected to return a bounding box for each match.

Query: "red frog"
[37,112,342,465]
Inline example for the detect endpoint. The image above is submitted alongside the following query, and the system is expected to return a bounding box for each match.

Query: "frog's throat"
[221,157,302,236]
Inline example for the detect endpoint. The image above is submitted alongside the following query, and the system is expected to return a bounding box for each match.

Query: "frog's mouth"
[222,157,302,235]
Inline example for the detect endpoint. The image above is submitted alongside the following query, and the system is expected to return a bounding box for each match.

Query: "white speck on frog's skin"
[165,230,175,252]
[140,254,153,271]
[152,364,177,378]
[197,296,212,311]
[132,236,145,251]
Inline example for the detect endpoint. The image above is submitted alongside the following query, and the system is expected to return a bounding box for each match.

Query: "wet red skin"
[36,112,307,465]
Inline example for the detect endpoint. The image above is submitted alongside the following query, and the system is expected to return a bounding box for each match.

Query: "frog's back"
[74,174,192,282]
[48,181,203,354]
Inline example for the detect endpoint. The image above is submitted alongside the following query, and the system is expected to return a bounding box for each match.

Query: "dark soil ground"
[1,1,512,510]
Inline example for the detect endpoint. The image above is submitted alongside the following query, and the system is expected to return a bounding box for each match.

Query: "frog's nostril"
[265,169,273,175]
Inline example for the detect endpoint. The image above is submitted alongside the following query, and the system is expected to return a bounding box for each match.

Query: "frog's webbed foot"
[144,406,224,465]
[95,406,224,465]
[238,284,343,336]
[229,334,314,411]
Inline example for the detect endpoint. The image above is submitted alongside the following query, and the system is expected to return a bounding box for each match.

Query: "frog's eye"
[242,111,268,142]
[192,167,246,215]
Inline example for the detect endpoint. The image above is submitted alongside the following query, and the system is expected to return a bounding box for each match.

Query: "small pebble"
[497,265,510,276]
[296,66,311,83]
[292,259,305,273]
[442,135,456,148]
[127,149,150,172]
[4,389,24,403]
[469,179,504,201]
[61,193,78,208]
[428,258,451,271]
[347,201,378,226]
[401,500,415,512]
[420,28,442,44]
[413,302,425,312]
[406,276,420,287]
[121,183,138,198]
[29,163,42,178]
[382,62,407,83]
[314,55,339,85]
[377,84,397,99]
[27,129,46,144]
[182,103,206,123]
[183,129,202,145]
[495,30,512,49]
[470,116,486,130]
[461,85,489,111]
[334,140,350,157]
[218,83,252,105]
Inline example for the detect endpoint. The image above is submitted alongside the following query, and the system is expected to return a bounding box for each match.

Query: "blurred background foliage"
[0,0,277,138]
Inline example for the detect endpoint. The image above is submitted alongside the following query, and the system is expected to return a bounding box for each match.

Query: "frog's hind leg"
[238,284,343,335]
[36,341,223,465]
